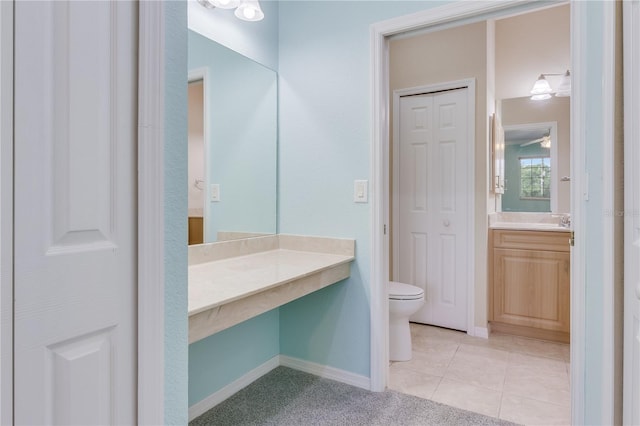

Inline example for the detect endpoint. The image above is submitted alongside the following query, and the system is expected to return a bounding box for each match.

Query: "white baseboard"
[188,355,280,421]
[279,355,371,390]
[470,326,489,339]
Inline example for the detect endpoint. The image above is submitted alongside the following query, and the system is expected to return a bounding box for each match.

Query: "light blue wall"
[165,1,189,424]
[188,31,278,241]
[277,0,448,377]
[188,310,280,406]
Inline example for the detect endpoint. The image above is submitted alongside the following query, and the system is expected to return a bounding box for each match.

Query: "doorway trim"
[623,1,640,423]
[138,2,166,424]
[391,80,476,334]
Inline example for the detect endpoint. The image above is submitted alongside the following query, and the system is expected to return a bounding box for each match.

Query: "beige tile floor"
[388,323,571,425]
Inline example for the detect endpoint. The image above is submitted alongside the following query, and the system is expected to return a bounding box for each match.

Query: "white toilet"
[388,281,425,362]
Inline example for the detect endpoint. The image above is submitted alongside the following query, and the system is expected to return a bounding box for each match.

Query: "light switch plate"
[354,180,368,203]
[210,184,220,202]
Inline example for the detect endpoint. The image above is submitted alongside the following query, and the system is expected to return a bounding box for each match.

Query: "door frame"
[369,1,591,424]
[137,2,166,424]
[391,80,476,333]
[623,0,639,423]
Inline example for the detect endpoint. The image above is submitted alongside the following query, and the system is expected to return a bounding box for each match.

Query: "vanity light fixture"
[554,70,571,97]
[530,70,571,100]
[530,74,553,100]
[196,0,264,22]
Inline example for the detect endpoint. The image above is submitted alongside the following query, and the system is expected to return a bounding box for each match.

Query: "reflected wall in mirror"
[188,79,205,244]
[187,30,277,244]
[499,96,570,213]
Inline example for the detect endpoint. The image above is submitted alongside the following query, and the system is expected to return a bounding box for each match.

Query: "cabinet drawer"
[491,229,570,252]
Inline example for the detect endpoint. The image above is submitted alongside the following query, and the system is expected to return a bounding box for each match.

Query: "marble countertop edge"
[188,248,355,316]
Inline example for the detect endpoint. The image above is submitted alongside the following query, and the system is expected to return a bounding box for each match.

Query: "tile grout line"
[397,325,570,424]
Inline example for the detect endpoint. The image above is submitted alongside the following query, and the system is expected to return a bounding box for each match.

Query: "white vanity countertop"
[489,222,570,232]
[488,212,571,232]
[188,248,354,316]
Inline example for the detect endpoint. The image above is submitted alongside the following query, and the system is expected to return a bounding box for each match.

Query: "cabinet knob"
[443,220,450,227]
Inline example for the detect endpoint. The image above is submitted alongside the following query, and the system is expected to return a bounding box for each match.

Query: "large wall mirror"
[187,30,277,244]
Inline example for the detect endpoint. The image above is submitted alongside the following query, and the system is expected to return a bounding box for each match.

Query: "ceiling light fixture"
[210,0,241,9]
[196,0,264,22]
[530,70,571,100]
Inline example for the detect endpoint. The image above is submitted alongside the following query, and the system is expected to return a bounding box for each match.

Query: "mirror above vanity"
[188,30,278,244]
[498,95,570,213]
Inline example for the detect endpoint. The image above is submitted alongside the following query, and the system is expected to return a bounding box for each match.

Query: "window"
[519,156,550,199]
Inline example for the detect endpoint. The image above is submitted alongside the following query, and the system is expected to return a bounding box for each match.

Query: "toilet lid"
[388,281,424,300]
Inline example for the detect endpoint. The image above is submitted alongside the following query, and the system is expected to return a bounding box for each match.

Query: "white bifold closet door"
[397,88,470,331]
[13,1,138,424]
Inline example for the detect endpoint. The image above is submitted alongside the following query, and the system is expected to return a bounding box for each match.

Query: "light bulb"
[235,0,264,21]
[210,0,240,9]
[530,75,553,95]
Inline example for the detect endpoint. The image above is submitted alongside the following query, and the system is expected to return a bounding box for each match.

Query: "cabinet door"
[493,248,570,332]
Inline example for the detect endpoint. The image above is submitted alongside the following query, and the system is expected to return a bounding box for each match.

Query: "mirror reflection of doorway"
[188,79,205,245]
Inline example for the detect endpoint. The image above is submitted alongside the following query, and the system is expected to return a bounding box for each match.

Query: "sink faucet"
[560,214,571,228]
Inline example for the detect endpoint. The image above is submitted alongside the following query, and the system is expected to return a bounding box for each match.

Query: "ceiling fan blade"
[520,137,545,147]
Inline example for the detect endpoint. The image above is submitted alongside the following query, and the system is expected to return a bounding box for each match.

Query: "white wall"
[495,4,570,100]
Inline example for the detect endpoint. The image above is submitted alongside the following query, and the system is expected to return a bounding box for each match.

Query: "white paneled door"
[396,89,469,331]
[13,1,138,424]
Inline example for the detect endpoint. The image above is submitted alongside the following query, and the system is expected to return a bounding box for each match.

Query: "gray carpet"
[190,367,519,425]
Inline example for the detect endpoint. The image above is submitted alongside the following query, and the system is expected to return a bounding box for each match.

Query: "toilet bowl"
[388,281,425,362]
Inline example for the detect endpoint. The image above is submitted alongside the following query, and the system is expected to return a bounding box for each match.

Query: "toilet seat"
[388,281,424,300]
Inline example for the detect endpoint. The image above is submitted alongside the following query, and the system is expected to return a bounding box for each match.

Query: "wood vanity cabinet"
[489,229,571,343]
